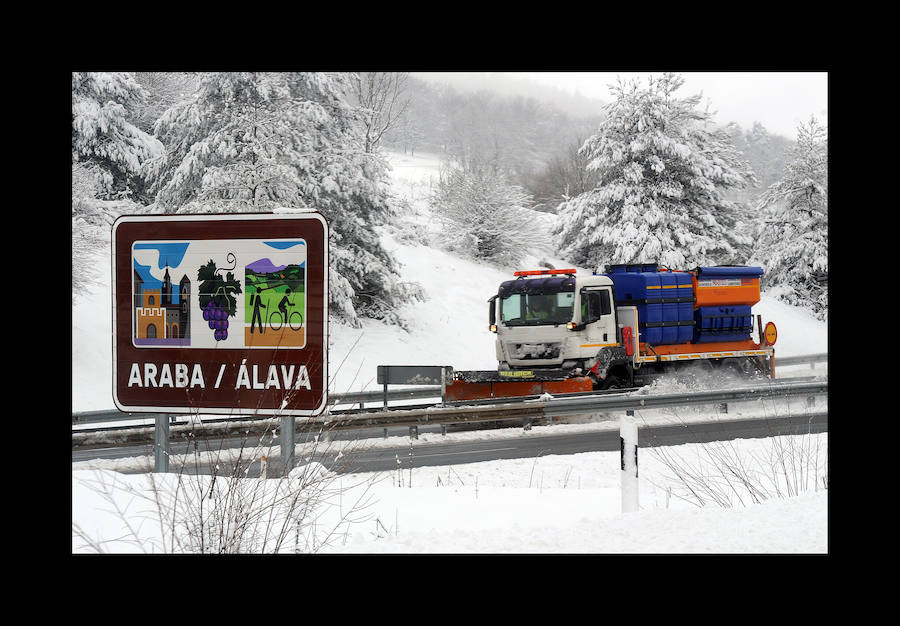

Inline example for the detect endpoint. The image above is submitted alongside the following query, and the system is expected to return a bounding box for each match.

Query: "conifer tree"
[752,115,828,319]
[147,72,418,326]
[72,72,163,201]
[554,73,756,271]
[72,72,162,299]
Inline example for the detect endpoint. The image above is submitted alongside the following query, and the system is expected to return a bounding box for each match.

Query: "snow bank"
[329,488,826,553]
[73,434,828,553]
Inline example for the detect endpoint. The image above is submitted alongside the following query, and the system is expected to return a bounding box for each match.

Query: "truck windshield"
[501,292,574,326]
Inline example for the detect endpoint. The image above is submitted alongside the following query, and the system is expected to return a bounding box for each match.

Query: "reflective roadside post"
[620,414,638,513]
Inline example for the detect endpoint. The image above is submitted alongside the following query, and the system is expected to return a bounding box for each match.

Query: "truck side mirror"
[488,295,497,331]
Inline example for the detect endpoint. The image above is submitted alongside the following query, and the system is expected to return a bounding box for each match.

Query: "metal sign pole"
[281,416,295,476]
[155,413,170,473]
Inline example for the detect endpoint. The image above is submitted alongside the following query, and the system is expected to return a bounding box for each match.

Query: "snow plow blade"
[445,370,593,401]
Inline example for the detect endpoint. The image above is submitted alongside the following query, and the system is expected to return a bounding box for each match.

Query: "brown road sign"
[111,212,328,416]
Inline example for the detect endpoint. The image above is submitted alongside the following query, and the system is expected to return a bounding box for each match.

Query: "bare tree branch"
[349,72,411,153]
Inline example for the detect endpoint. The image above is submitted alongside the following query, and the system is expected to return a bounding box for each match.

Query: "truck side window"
[582,289,612,324]
[502,294,522,322]
[598,289,611,316]
[582,292,599,324]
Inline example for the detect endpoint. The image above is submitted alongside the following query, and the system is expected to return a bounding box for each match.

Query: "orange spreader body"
[691,274,761,308]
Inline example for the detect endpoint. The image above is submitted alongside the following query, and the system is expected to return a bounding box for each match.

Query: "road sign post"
[111,212,328,421]
[281,416,295,476]
[155,413,170,473]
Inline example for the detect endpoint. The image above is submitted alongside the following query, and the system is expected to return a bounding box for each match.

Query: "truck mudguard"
[588,345,631,382]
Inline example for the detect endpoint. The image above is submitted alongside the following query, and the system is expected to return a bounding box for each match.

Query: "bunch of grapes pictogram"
[202,299,232,341]
[197,257,242,343]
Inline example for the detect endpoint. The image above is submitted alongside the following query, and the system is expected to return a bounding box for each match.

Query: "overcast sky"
[414,72,827,140]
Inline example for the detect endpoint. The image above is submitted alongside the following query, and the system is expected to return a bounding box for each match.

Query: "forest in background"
[72,72,827,321]
[103,72,796,213]
[379,74,796,213]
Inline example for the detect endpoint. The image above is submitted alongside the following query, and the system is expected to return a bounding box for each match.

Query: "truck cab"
[489,269,618,373]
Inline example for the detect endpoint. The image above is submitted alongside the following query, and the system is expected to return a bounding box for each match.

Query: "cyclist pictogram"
[244,249,306,347]
[267,287,304,331]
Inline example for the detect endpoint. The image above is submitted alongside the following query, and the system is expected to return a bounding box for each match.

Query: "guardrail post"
[281,416,295,476]
[620,415,638,514]
[154,413,170,473]
[718,402,728,414]
[409,425,418,440]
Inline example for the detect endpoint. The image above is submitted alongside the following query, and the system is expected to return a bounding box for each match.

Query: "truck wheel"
[601,375,627,390]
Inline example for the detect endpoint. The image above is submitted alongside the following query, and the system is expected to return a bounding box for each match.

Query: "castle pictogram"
[134,263,191,344]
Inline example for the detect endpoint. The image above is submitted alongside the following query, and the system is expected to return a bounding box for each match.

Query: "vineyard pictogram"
[197,253,242,343]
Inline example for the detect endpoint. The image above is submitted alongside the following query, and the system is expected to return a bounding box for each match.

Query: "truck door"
[580,287,617,349]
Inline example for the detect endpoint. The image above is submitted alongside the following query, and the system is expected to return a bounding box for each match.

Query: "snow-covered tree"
[72,72,163,201]
[751,115,828,319]
[723,120,793,204]
[72,72,161,299]
[553,73,756,271]
[528,133,602,212]
[347,72,410,153]
[431,164,546,266]
[71,161,108,298]
[131,72,200,134]
[146,72,419,326]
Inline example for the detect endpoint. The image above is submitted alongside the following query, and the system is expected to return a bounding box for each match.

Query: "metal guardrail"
[72,352,828,427]
[73,376,828,474]
[776,353,828,367]
[542,380,826,416]
[73,378,827,448]
[71,387,444,425]
[328,386,442,407]
[325,380,828,429]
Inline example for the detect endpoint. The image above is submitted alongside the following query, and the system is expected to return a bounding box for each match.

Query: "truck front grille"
[507,342,562,360]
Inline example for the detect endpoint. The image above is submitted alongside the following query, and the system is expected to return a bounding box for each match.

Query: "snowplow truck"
[486,263,777,390]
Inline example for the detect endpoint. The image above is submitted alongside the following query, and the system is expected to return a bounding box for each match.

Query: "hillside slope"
[71,150,827,411]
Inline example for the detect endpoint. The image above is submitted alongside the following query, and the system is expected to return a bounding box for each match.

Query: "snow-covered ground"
[71,149,829,553]
[73,434,828,553]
